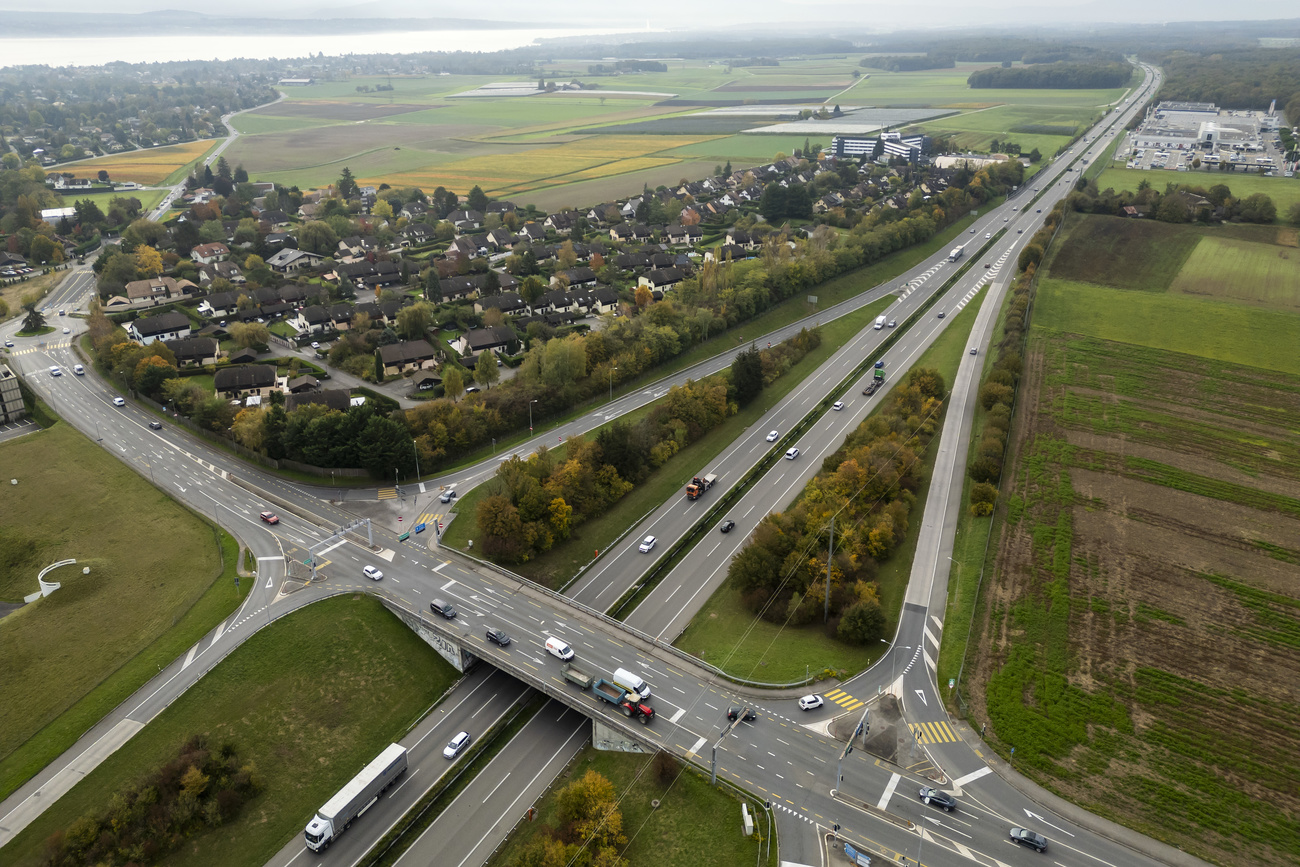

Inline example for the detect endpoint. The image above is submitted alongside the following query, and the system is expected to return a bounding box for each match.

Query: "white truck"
[873,315,887,330]
[948,245,964,262]
[304,743,407,852]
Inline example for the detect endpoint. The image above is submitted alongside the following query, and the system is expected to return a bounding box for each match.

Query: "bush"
[838,599,887,644]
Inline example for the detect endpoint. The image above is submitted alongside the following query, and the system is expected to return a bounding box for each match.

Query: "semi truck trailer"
[686,473,718,500]
[304,744,408,852]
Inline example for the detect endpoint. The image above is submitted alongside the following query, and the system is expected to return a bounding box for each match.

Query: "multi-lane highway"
[1,62,1210,867]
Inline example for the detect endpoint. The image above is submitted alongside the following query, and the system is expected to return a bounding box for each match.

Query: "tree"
[730,343,764,406]
[234,164,249,183]
[1237,192,1276,224]
[229,322,270,349]
[134,355,178,397]
[28,235,62,266]
[395,302,432,340]
[474,350,500,388]
[22,306,46,333]
[467,185,489,212]
[519,275,547,306]
[441,366,464,401]
[337,166,359,200]
[838,598,886,644]
[372,198,394,222]
[298,221,339,255]
[424,267,442,302]
[135,245,164,278]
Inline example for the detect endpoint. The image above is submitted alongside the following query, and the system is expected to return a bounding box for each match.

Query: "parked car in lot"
[1009,828,1048,852]
[443,731,471,759]
[798,695,824,711]
[919,786,957,812]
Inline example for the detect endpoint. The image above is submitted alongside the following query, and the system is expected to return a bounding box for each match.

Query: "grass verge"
[486,744,775,867]
[673,284,987,681]
[0,594,459,867]
[0,423,248,802]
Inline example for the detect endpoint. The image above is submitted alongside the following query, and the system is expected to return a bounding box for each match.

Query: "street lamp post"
[529,398,537,433]
[881,641,913,697]
[609,366,618,403]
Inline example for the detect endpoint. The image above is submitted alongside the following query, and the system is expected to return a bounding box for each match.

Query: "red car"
[259,511,280,524]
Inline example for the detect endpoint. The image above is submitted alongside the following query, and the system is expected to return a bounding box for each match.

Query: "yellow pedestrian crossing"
[377,487,397,500]
[823,689,865,712]
[416,512,443,526]
[910,720,960,744]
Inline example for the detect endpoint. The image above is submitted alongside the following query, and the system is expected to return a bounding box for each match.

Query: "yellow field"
[364,135,720,197]
[62,140,215,185]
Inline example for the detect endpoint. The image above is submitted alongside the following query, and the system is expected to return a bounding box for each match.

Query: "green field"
[0,594,458,867]
[675,276,987,682]
[918,102,1099,159]
[487,744,773,867]
[1095,167,1300,215]
[1170,235,1300,309]
[0,423,245,801]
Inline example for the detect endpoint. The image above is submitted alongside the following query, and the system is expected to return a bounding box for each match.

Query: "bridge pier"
[593,720,648,753]
[378,598,479,672]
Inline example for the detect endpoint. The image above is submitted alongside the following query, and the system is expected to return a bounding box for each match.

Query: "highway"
[0,63,1211,867]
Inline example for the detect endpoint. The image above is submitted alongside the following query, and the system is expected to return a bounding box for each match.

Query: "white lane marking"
[924,626,939,650]
[923,649,936,672]
[951,766,992,788]
[441,579,457,591]
[877,772,901,810]
[686,736,707,757]
[210,619,227,647]
[670,709,685,724]
[182,644,199,670]
[930,614,944,631]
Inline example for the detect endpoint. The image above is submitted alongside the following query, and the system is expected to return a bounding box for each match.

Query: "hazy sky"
[4,0,1299,27]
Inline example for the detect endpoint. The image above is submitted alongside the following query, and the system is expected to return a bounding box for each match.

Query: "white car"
[638,535,656,553]
[363,565,383,581]
[443,731,471,759]
[62,327,70,334]
[798,695,824,711]
[545,636,575,660]
[311,341,320,349]
[832,401,843,411]
[785,447,800,460]
[765,430,779,442]
[112,396,125,406]
[985,232,991,238]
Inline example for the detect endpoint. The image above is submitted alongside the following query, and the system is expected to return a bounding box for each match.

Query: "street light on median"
[529,398,537,432]
[609,366,618,403]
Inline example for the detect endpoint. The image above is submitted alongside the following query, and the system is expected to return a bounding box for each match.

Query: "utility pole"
[824,516,833,622]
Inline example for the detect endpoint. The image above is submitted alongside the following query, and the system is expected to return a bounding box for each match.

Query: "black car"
[148,421,163,430]
[485,627,511,647]
[727,706,757,722]
[1009,828,1048,852]
[719,520,736,533]
[918,786,957,812]
[937,311,946,319]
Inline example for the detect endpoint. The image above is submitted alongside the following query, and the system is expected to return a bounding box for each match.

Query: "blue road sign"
[414,523,426,534]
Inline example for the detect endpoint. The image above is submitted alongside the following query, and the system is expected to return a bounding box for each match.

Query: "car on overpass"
[485,627,511,647]
[259,511,279,524]
[545,636,574,660]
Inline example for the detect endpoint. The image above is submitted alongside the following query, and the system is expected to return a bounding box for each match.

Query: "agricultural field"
[1095,167,1300,215]
[967,213,1300,866]
[916,102,1100,158]
[59,140,215,186]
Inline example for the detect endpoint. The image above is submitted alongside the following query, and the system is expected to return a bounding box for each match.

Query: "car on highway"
[798,695,824,711]
[719,519,735,533]
[363,565,383,581]
[1017,228,1023,234]
[1036,208,1042,213]
[545,636,575,660]
[727,706,757,722]
[765,430,779,442]
[985,232,991,238]
[970,348,978,355]
[784,447,799,460]
[148,421,163,430]
[259,511,279,524]
[443,731,471,759]
[112,396,125,406]
[832,400,843,411]
[919,786,957,811]
[937,311,946,319]
[638,535,657,553]
[485,627,511,647]
[1009,828,1048,852]
[887,320,896,327]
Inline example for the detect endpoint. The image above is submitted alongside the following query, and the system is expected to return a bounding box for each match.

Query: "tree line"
[42,735,259,866]
[860,55,955,72]
[727,368,947,646]
[1151,47,1300,121]
[1068,176,1290,225]
[968,62,1134,90]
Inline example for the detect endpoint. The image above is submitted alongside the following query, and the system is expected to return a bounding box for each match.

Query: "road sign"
[948,678,955,689]
[398,531,410,541]
[414,523,426,534]
[398,516,403,522]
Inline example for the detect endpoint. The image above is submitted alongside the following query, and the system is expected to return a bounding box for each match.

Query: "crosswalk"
[6,339,72,356]
[823,688,866,712]
[910,720,961,744]
[377,487,397,500]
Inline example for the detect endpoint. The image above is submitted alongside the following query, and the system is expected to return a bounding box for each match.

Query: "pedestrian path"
[822,688,866,712]
[377,487,397,500]
[910,720,961,744]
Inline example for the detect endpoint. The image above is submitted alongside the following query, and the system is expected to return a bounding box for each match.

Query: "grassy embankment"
[674,278,989,682]
[0,595,459,867]
[0,423,247,802]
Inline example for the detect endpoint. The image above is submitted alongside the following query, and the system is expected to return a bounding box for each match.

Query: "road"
[0,63,1209,867]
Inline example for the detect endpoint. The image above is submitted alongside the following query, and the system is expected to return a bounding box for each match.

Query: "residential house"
[214,365,280,399]
[571,286,619,315]
[515,223,546,244]
[294,305,331,335]
[473,293,528,316]
[485,201,516,216]
[266,248,324,274]
[401,222,434,245]
[124,276,197,306]
[127,311,191,345]
[286,375,319,393]
[447,209,484,231]
[258,209,291,230]
[399,202,428,221]
[377,340,438,377]
[485,227,514,251]
[191,242,229,265]
[545,211,579,233]
[337,236,379,258]
[446,236,482,259]
[639,267,687,292]
[452,325,516,357]
[198,291,240,318]
[553,266,597,289]
[329,303,357,331]
[164,337,220,367]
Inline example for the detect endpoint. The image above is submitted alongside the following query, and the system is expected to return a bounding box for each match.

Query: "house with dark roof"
[267,248,324,274]
[451,325,517,357]
[213,364,280,398]
[164,337,221,367]
[294,305,331,335]
[127,311,191,345]
[198,291,240,318]
[377,340,438,377]
[663,225,702,245]
[638,267,687,292]
[553,266,597,289]
[286,374,319,393]
[473,293,528,316]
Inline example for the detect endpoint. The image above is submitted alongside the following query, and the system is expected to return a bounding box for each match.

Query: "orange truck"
[686,473,718,500]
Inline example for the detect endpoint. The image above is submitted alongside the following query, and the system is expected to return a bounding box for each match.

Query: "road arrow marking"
[915,689,928,707]
[1024,808,1074,836]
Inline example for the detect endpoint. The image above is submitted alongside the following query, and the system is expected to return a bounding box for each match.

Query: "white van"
[73,364,85,375]
[612,667,651,701]
[873,315,886,330]
[545,636,574,660]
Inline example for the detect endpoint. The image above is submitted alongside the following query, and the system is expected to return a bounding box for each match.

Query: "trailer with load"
[304,744,407,852]
[561,663,594,689]
[948,245,964,262]
[686,473,719,500]
[592,678,655,723]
